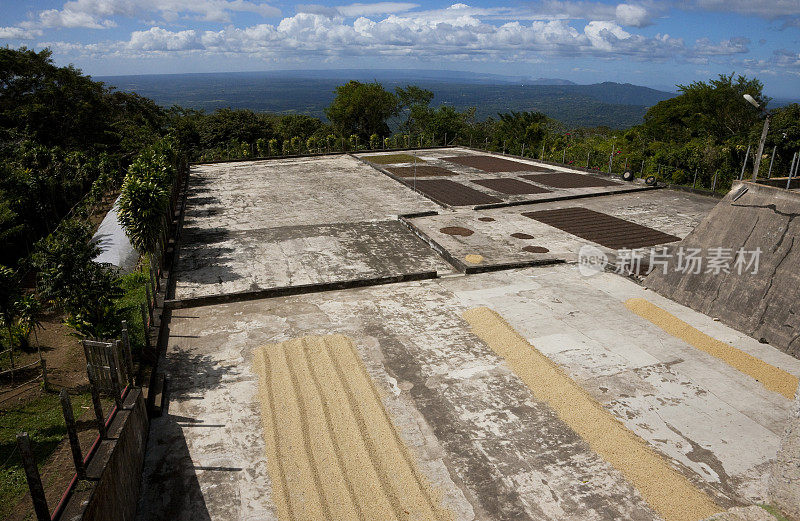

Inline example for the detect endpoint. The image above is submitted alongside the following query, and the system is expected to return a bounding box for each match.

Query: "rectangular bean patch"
[411,179,502,206]
[442,155,552,173]
[254,335,454,521]
[387,165,456,177]
[523,207,680,249]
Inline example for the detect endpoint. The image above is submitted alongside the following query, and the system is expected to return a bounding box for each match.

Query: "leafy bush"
[117,136,179,253]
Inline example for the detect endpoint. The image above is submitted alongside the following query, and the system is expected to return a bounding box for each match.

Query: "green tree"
[0,266,21,352]
[325,81,399,140]
[31,220,121,338]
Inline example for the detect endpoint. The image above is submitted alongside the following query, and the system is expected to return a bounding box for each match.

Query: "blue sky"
[1,0,798,97]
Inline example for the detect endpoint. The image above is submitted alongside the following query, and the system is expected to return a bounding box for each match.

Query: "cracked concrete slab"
[174,220,452,300]
[174,156,451,301]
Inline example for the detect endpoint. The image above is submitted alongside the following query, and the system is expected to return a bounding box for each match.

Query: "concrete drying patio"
[138,150,800,521]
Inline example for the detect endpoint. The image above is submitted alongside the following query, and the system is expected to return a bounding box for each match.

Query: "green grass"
[0,392,92,519]
[759,504,791,521]
[362,153,427,165]
[113,266,148,360]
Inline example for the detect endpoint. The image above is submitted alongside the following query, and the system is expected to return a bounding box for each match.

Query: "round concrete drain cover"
[440,226,474,236]
[511,233,535,239]
[522,246,549,253]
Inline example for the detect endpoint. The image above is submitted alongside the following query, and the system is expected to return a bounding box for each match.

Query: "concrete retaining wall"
[57,388,149,521]
[644,182,800,358]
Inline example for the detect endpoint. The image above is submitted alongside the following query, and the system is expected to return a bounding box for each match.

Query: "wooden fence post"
[16,433,50,521]
[86,365,107,439]
[120,321,134,385]
[59,390,85,479]
[106,345,123,410]
[140,303,151,352]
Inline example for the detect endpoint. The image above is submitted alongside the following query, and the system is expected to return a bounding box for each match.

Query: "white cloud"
[21,0,280,29]
[615,4,651,27]
[0,26,43,39]
[693,36,750,55]
[108,9,685,62]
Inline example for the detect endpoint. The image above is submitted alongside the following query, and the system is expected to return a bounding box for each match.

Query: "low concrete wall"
[645,182,800,358]
[57,388,149,521]
[770,389,800,521]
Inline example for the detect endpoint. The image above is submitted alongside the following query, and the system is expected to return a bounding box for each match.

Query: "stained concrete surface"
[174,220,451,300]
[137,268,800,520]
[174,155,449,301]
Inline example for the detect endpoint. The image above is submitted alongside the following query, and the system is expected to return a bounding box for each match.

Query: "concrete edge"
[397,216,469,273]
[463,258,565,274]
[164,271,440,310]
[472,185,661,210]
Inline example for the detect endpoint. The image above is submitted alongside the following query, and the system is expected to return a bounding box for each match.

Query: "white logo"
[578,244,608,277]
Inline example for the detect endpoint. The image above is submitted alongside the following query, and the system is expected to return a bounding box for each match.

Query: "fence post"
[140,303,151,349]
[586,151,590,168]
[712,172,718,192]
[740,144,750,180]
[693,168,698,189]
[86,365,107,438]
[106,346,123,410]
[145,284,154,323]
[16,433,50,521]
[120,321,134,384]
[767,147,776,179]
[60,390,86,479]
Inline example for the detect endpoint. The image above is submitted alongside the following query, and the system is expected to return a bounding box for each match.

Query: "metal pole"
[712,172,718,192]
[562,148,566,163]
[521,143,525,157]
[16,433,50,521]
[752,113,771,181]
[740,144,750,180]
[60,390,86,479]
[586,151,590,168]
[790,152,797,178]
[693,168,698,188]
[767,147,777,179]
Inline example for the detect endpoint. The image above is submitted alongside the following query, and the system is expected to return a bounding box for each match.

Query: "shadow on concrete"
[134,413,213,521]
[163,347,240,400]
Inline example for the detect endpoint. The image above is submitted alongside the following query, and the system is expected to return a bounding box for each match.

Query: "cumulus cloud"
[615,4,651,27]
[21,0,280,29]
[0,26,43,39]
[111,10,687,62]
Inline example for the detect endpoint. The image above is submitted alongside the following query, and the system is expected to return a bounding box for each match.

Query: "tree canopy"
[325,81,399,140]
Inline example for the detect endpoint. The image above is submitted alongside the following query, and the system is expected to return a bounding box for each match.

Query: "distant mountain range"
[98,69,678,128]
